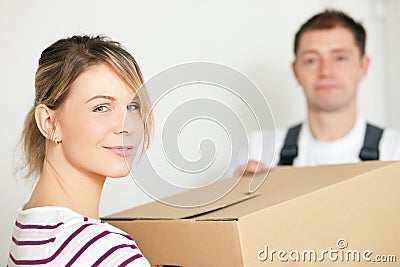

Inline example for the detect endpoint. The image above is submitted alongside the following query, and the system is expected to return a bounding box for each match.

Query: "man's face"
[292,27,369,113]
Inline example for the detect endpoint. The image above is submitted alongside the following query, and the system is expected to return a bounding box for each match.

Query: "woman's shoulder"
[51,209,149,266]
[58,218,149,266]
[61,217,149,266]
[10,206,150,266]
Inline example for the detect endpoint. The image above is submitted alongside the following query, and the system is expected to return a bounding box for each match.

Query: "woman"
[8,35,153,266]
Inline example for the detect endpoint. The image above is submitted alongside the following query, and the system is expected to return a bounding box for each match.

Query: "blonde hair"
[21,35,153,179]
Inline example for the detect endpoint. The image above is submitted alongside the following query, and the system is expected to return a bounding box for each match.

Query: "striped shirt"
[8,206,150,267]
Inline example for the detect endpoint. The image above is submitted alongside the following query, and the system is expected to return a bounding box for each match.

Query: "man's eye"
[93,105,109,112]
[337,55,347,61]
[304,58,316,65]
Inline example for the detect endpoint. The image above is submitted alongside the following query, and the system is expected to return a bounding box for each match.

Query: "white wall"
[1,0,398,263]
[385,0,400,130]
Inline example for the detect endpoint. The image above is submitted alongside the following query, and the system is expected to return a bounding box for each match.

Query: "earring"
[54,137,61,144]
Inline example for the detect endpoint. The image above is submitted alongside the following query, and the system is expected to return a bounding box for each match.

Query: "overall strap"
[359,123,384,161]
[278,123,302,166]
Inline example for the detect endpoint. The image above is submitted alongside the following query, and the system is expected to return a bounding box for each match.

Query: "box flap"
[103,177,258,220]
[195,161,396,220]
[104,161,396,221]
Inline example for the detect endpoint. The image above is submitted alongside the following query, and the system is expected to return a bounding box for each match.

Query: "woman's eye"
[127,103,140,111]
[93,105,109,112]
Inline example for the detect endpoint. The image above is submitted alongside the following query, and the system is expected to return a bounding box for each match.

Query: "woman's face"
[57,63,144,178]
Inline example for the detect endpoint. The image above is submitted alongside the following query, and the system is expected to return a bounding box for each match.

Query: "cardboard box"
[103,161,400,266]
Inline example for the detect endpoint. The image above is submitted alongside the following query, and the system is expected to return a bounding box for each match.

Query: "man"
[236,9,400,174]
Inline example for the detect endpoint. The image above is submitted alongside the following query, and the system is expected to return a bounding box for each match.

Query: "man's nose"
[319,58,333,77]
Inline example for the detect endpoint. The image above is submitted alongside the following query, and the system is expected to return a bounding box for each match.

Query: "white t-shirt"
[246,116,400,167]
[8,206,151,267]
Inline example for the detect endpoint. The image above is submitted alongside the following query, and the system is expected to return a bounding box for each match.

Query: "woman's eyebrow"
[85,95,116,104]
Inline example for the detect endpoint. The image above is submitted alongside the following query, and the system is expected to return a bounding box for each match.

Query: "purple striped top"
[8,206,150,267]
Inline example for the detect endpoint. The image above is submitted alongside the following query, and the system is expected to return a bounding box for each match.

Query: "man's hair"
[294,9,367,56]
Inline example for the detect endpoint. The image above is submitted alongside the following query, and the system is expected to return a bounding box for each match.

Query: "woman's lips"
[103,145,134,157]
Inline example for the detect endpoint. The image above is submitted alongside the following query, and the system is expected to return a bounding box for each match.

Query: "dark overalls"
[278,123,384,166]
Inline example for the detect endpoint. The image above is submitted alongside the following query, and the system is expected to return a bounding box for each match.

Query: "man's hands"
[234,160,267,175]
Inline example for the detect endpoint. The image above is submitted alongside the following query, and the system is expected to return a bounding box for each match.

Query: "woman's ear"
[35,104,60,142]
